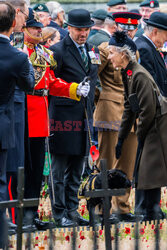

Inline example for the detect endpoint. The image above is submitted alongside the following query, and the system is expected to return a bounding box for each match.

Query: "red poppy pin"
[127,70,132,76]
[91,46,95,53]
[90,145,99,161]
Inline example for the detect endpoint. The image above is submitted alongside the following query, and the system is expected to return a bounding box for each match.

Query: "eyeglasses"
[19,9,29,21]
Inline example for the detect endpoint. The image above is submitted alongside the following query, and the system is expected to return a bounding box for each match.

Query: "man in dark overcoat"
[0,2,34,246]
[135,12,167,219]
[49,9,99,227]
[6,0,29,228]
[135,12,167,97]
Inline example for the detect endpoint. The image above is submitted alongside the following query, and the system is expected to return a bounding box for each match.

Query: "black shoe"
[33,217,56,230]
[143,211,166,221]
[22,224,37,233]
[68,211,89,226]
[109,214,120,224]
[54,217,77,228]
[8,228,16,235]
[117,213,143,222]
[8,221,17,230]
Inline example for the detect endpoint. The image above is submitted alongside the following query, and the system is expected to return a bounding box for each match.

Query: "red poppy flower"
[125,227,131,234]
[140,228,145,235]
[91,47,95,52]
[65,235,70,242]
[90,145,99,161]
[44,235,47,241]
[81,209,85,216]
[151,225,155,230]
[99,229,103,235]
[160,223,163,229]
[80,235,86,240]
[127,70,132,76]
[111,236,114,240]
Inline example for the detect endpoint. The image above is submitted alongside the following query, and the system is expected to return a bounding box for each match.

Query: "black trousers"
[135,188,162,215]
[24,137,45,213]
[0,149,8,248]
[49,154,85,221]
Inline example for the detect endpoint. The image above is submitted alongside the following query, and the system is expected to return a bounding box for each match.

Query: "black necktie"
[79,46,89,72]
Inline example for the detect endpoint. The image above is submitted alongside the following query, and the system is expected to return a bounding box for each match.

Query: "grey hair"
[46,1,64,19]
[115,45,136,61]
[144,24,154,33]
[91,18,104,27]
[104,17,115,26]
[5,0,27,9]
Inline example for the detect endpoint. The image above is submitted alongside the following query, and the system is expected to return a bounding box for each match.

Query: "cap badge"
[150,1,154,8]
[127,18,132,24]
[33,10,40,22]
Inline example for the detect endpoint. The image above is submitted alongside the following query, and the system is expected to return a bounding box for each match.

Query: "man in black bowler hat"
[49,9,99,227]
[135,11,167,221]
[107,0,127,13]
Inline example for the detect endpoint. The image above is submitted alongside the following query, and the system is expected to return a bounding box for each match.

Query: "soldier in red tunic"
[22,8,90,231]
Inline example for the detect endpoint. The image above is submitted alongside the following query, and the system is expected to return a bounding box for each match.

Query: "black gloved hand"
[115,138,124,159]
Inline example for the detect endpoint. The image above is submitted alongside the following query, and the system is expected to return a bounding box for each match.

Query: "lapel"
[65,35,92,73]
[141,35,166,69]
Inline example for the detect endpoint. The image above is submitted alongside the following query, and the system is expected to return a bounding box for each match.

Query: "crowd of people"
[0,0,167,248]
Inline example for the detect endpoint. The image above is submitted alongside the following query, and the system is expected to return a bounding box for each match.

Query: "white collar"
[0,34,10,40]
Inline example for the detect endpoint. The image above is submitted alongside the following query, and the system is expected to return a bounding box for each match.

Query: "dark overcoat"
[0,37,34,150]
[49,34,98,155]
[135,35,167,97]
[118,60,167,190]
[88,30,111,47]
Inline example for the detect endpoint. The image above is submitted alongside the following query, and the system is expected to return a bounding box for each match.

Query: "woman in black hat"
[108,31,167,221]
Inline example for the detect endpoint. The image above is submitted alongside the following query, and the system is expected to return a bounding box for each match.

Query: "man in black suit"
[0,2,34,247]
[6,0,29,229]
[49,9,99,227]
[135,12,167,220]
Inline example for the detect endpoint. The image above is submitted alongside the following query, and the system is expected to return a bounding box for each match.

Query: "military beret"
[113,11,142,30]
[91,9,107,21]
[26,8,44,28]
[139,0,159,8]
[33,3,49,13]
[107,0,126,7]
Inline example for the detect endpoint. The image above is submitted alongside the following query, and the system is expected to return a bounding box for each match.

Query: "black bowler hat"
[140,0,159,8]
[66,9,94,28]
[26,8,44,28]
[113,11,142,30]
[109,31,137,53]
[107,0,126,7]
[91,9,107,21]
[144,12,167,30]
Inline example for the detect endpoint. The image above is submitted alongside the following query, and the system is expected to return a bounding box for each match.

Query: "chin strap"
[24,27,42,41]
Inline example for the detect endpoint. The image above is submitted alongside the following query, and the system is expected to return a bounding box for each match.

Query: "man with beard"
[23,8,90,231]
[49,9,99,227]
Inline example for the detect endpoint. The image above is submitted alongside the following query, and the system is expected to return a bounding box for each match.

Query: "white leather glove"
[77,82,90,97]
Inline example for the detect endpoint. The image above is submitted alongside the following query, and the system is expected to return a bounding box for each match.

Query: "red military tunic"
[26,44,79,137]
